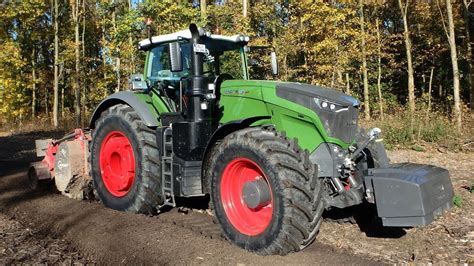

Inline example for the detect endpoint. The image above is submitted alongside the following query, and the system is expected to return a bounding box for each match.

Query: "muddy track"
[0,133,381,265]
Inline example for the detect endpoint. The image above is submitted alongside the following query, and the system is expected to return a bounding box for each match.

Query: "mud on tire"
[209,126,325,255]
[90,104,162,213]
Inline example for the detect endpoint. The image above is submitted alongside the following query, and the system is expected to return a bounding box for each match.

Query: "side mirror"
[129,74,148,91]
[169,42,183,72]
[270,51,278,76]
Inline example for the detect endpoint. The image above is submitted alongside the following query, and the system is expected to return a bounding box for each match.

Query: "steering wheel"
[214,73,234,101]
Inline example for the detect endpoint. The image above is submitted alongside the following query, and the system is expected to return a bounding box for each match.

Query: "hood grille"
[315,106,359,143]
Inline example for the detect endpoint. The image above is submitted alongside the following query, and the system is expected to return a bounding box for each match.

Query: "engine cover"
[364,163,453,227]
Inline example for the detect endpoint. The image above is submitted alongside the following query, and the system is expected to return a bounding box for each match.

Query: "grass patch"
[361,105,472,151]
[453,195,463,208]
[0,111,84,134]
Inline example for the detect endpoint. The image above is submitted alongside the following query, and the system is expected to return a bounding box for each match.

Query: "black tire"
[355,128,389,169]
[209,126,325,255]
[90,104,162,213]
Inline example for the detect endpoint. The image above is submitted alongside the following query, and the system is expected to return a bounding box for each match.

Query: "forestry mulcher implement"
[29,24,454,255]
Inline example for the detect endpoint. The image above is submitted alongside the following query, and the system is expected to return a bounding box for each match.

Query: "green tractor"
[30,24,453,255]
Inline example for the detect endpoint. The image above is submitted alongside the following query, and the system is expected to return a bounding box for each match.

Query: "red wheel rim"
[99,131,136,197]
[220,158,273,236]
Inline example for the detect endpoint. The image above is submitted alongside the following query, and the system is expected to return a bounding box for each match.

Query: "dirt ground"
[0,131,472,264]
[0,213,94,264]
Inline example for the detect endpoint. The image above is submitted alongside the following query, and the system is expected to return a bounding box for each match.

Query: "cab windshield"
[146,41,247,87]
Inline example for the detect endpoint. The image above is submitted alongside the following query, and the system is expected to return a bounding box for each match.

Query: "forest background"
[0,0,473,150]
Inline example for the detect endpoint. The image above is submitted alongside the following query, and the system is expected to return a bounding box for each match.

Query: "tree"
[31,47,37,118]
[360,0,370,120]
[53,0,59,128]
[70,0,82,126]
[375,16,384,120]
[112,0,120,93]
[243,0,248,17]
[437,0,462,133]
[462,0,473,112]
[200,0,207,19]
[399,0,416,139]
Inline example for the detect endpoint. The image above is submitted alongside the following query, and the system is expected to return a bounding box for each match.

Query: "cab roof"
[138,28,250,52]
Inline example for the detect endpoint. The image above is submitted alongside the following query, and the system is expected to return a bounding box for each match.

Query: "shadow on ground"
[323,204,407,238]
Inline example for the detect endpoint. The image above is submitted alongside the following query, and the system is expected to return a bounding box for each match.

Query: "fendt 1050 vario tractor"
[29,24,454,255]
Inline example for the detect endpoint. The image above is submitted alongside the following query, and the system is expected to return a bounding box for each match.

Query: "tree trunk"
[346,72,351,95]
[112,1,120,93]
[419,67,435,139]
[53,0,59,128]
[360,0,370,120]
[330,70,335,88]
[101,19,107,82]
[129,0,135,74]
[426,67,434,124]
[81,0,86,126]
[59,62,64,118]
[463,0,473,113]
[31,47,36,118]
[71,0,81,126]
[399,0,416,139]
[243,0,248,17]
[45,86,49,116]
[376,17,384,120]
[200,0,207,19]
[61,86,64,118]
[445,0,462,133]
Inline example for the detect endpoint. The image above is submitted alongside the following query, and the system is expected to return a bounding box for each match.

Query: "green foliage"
[453,195,463,208]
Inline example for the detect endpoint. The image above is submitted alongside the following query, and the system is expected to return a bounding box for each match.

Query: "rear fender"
[89,91,160,128]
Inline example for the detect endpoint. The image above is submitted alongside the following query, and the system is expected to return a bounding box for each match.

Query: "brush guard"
[364,163,453,227]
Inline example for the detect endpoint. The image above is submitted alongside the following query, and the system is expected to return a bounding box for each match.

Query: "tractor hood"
[275,82,360,108]
[274,82,360,143]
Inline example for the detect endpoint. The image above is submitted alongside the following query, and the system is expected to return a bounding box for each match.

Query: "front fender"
[201,116,271,194]
[89,91,160,128]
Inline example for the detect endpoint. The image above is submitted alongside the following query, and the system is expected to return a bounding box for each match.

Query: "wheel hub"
[99,131,136,197]
[220,158,273,236]
[242,178,272,209]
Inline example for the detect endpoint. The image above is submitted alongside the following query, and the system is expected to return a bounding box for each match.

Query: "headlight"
[313,98,349,113]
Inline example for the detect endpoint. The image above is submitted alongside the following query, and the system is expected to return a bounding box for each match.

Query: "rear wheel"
[90,104,162,213]
[209,126,324,255]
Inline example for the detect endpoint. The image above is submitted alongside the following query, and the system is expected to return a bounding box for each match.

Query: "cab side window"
[147,42,192,85]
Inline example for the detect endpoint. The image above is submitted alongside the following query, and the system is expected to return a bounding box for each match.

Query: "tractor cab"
[139,30,250,90]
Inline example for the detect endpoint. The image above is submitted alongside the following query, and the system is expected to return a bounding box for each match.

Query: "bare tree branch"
[437,0,451,43]
[463,0,473,8]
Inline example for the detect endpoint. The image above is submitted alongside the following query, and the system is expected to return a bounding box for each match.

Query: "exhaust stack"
[171,24,217,161]
[187,24,209,123]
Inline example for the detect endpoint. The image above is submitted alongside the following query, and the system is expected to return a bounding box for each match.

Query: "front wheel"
[209,127,325,255]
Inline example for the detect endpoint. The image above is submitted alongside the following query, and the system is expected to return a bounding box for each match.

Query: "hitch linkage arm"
[349,128,382,160]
